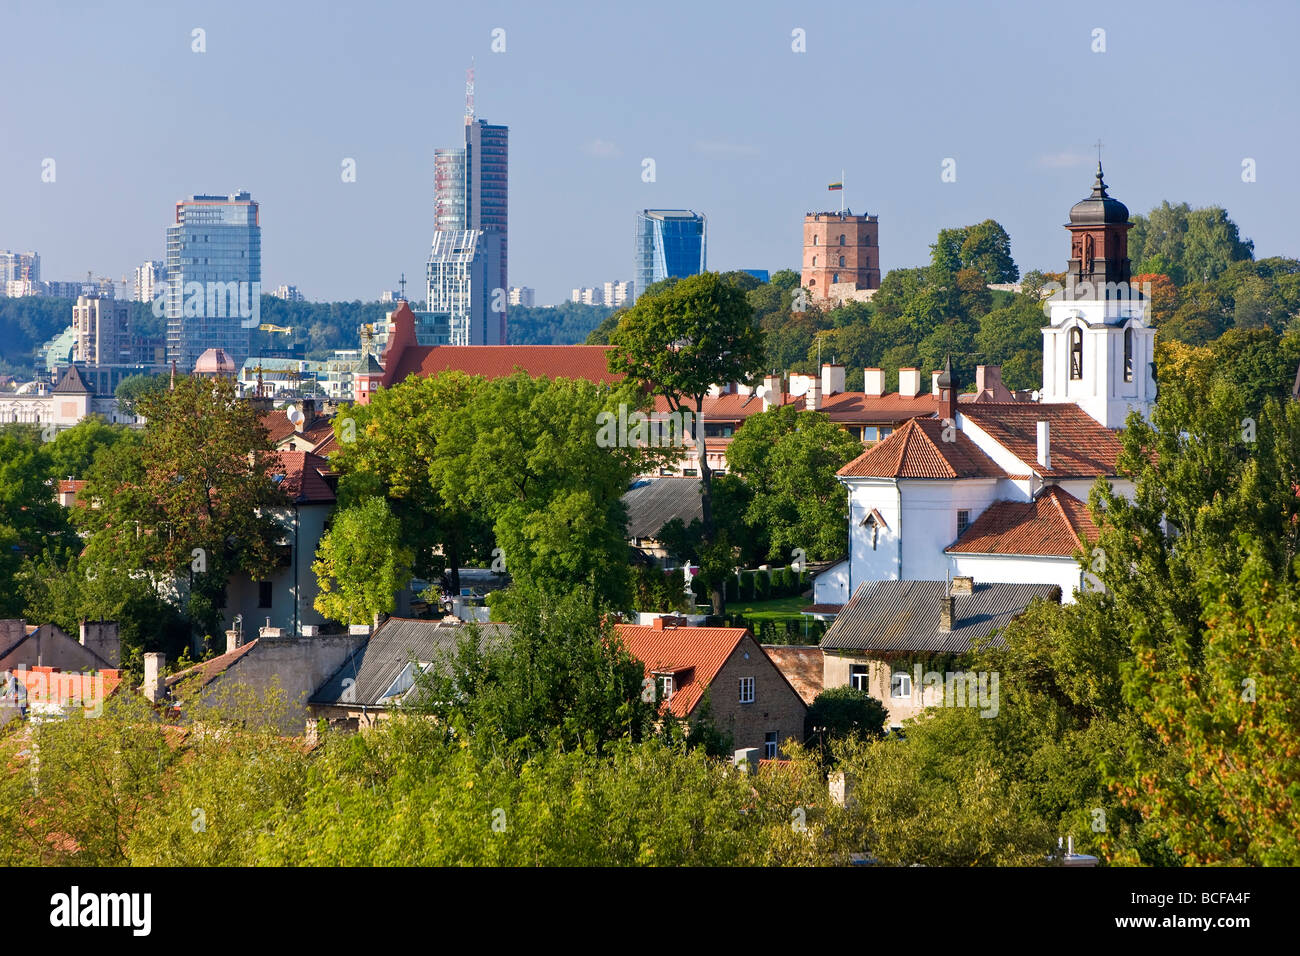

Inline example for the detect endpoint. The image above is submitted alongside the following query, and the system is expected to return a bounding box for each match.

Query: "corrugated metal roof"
[309,618,507,708]
[820,580,1060,653]
[622,478,704,539]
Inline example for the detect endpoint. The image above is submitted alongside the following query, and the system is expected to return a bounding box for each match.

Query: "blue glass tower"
[633,209,707,301]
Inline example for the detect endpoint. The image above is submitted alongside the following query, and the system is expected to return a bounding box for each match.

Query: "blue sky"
[2,0,1296,304]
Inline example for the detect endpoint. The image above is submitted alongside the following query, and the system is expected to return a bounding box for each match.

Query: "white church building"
[815,164,1154,608]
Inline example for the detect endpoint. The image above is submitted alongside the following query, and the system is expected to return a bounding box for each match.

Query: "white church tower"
[1041,163,1156,428]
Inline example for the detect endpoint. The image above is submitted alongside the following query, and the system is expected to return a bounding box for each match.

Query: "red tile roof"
[838,417,1007,479]
[57,479,85,495]
[817,390,942,423]
[271,451,336,504]
[960,403,1123,479]
[614,623,748,718]
[259,410,335,450]
[945,486,1100,557]
[386,345,622,387]
[761,645,823,706]
[164,639,259,691]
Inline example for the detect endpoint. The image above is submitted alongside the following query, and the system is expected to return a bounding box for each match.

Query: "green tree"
[313,496,415,625]
[806,686,888,755]
[608,272,766,614]
[113,373,169,416]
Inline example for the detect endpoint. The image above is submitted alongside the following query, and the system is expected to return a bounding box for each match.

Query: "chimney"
[348,623,371,636]
[79,621,120,668]
[805,378,823,411]
[653,616,667,630]
[761,373,782,411]
[225,629,240,655]
[822,363,845,396]
[142,652,165,703]
[976,365,1005,399]
[829,771,856,808]
[931,371,941,396]
[863,368,885,397]
[1037,420,1051,469]
[301,397,316,421]
[951,576,974,596]
[734,747,760,775]
[938,595,955,632]
[899,367,921,398]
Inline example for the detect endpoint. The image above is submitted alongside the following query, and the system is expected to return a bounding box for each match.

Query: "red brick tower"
[801,211,881,300]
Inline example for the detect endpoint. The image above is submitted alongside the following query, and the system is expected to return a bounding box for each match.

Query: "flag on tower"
[827,181,843,191]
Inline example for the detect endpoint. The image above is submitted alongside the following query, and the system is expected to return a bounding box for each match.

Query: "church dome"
[1069,163,1130,225]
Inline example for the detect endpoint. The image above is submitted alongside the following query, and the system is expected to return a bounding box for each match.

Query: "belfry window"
[1069,327,1083,380]
[839,234,846,245]
[1123,327,1134,382]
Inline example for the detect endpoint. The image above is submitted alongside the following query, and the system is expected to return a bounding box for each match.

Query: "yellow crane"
[259,323,293,334]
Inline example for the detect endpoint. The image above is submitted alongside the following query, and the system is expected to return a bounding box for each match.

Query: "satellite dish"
[286,404,304,427]
[755,384,768,399]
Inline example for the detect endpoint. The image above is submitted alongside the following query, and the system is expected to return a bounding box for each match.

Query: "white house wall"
[951,553,1086,603]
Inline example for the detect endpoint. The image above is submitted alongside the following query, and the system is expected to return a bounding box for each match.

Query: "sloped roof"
[165,639,259,691]
[762,645,824,706]
[271,451,336,504]
[821,580,1061,653]
[817,390,942,423]
[946,486,1100,557]
[622,478,704,539]
[386,345,622,387]
[52,364,93,395]
[310,618,508,708]
[614,623,749,718]
[960,403,1124,479]
[838,417,1007,479]
[259,409,335,448]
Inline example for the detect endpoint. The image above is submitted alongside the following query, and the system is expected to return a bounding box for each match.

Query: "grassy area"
[729,595,810,622]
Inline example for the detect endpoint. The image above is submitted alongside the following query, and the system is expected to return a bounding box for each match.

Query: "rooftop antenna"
[398,273,407,301]
[465,60,475,126]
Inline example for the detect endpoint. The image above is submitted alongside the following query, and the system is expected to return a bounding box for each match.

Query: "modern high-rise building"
[0,250,40,288]
[426,230,504,346]
[165,191,261,371]
[73,294,131,365]
[432,114,508,343]
[633,210,707,301]
[133,260,163,303]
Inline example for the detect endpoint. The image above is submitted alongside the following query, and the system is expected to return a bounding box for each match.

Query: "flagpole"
[840,168,845,214]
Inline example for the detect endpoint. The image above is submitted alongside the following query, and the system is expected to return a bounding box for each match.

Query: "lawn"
[730,595,811,623]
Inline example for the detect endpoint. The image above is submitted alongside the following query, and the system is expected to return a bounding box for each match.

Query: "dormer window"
[658,674,674,700]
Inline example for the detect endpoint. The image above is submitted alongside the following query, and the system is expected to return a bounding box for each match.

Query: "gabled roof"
[821,580,1061,653]
[960,403,1124,479]
[259,410,335,449]
[614,623,749,718]
[310,618,509,708]
[761,645,823,706]
[946,486,1099,557]
[165,640,259,691]
[817,390,942,423]
[271,451,336,504]
[838,417,1007,480]
[622,478,703,539]
[52,364,93,395]
[386,345,622,387]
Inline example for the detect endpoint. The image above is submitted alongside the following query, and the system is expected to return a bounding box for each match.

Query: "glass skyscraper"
[165,191,261,371]
[633,209,707,301]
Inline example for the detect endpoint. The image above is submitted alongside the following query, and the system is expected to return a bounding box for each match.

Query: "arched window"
[813,235,819,246]
[839,256,846,267]
[839,234,846,245]
[809,278,816,286]
[1123,327,1134,382]
[833,273,840,283]
[1069,327,1084,380]
[812,256,817,267]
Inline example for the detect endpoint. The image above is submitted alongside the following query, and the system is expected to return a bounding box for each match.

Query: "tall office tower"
[73,294,131,365]
[165,191,261,371]
[0,250,40,290]
[134,260,163,303]
[433,91,508,342]
[633,210,707,301]
[426,230,504,346]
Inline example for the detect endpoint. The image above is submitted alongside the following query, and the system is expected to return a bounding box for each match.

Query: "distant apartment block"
[571,287,603,306]
[801,210,880,304]
[73,295,131,366]
[0,251,40,289]
[272,284,305,302]
[634,210,706,301]
[604,279,632,307]
[165,191,261,371]
[134,260,164,303]
[508,286,534,307]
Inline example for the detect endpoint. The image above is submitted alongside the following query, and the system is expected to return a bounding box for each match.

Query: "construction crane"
[259,324,293,334]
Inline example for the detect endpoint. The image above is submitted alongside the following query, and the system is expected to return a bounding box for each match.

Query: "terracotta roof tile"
[945,486,1100,557]
[164,639,259,691]
[761,645,823,706]
[960,403,1123,479]
[387,345,622,387]
[614,623,748,718]
[270,451,336,504]
[838,418,1007,479]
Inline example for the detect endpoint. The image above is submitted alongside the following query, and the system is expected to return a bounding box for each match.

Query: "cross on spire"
[1094,138,1103,163]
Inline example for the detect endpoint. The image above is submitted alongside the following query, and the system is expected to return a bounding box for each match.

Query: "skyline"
[2,0,1297,305]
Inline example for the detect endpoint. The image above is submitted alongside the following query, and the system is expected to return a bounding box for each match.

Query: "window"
[863,513,880,550]
[258,581,273,608]
[891,671,912,699]
[813,235,819,245]
[1123,327,1134,382]
[739,677,755,704]
[838,234,846,246]
[659,674,674,700]
[832,273,839,283]
[838,256,846,267]
[764,732,778,759]
[850,664,869,692]
[957,509,971,537]
[812,256,817,267]
[1069,327,1083,380]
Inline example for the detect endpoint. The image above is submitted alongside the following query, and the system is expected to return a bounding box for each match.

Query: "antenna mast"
[465,61,475,126]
